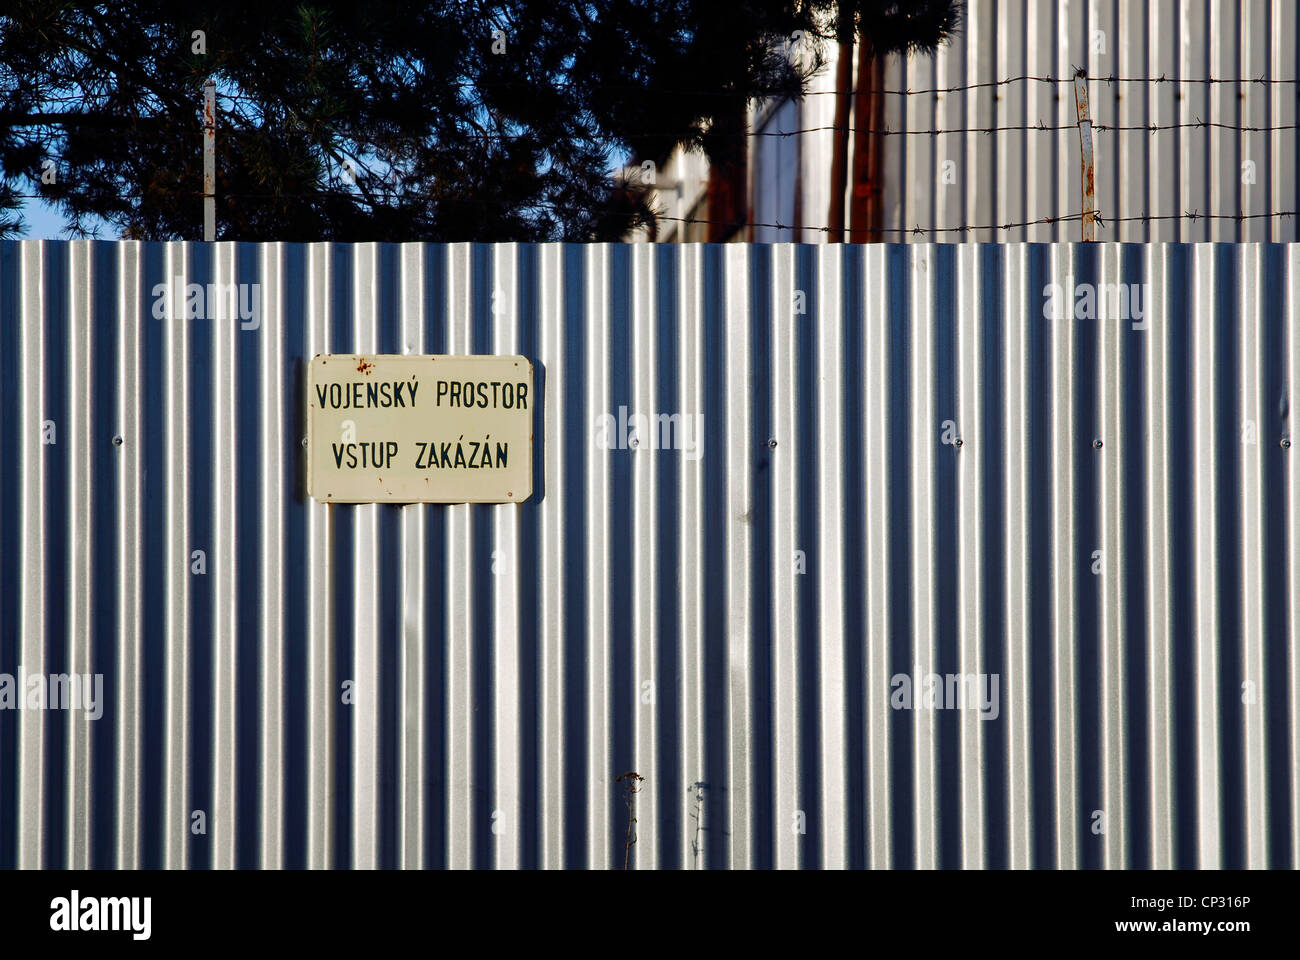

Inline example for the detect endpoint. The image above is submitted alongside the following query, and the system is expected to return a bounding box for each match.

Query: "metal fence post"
[1073,69,1096,241]
[203,80,216,241]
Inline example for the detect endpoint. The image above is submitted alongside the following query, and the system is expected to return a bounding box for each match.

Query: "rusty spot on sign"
[356,358,374,375]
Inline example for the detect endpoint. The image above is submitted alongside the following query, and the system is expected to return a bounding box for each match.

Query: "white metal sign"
[307,354,533,503]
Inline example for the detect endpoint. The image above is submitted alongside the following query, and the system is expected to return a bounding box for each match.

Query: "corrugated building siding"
[661,0,1300,243]
[0,239,1298,869]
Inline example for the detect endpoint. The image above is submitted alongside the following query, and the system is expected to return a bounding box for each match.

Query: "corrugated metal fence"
[1,240,1298,869]
[737,0,1299,243]
[879,0,1300,243]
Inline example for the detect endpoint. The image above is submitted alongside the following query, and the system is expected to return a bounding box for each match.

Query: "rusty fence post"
[1073,68,1096,241]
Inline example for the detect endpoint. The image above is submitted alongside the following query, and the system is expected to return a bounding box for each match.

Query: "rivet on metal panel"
[954,438,963,447]
[767,438,778,448]
[1093,438,1103,449]
[629,435,639,448]
[112,435,123,447]
[1282,437,1292,449]
[301,436,308,448]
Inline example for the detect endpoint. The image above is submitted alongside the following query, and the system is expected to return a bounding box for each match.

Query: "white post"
[203,80,216,241]
[1073,69,1095,242]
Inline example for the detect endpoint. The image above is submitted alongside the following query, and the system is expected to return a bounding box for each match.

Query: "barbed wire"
[859,74,1300,96]
[365,74,1300,97]
[653,211,1087,235]
[6,74,1299,239]
[653,209,1300,237]
[8,73,1298,112]
[9,184,1295,240]
[9,112,1298,141]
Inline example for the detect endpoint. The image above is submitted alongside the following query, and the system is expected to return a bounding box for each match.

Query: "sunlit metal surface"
[0,240,1297,869]
[738,0,1300,243]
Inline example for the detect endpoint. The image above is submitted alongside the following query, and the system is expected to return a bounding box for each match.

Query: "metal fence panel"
[0,240,1297,869]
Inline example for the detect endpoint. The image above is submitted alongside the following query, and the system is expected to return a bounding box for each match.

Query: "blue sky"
[18,196,114,240]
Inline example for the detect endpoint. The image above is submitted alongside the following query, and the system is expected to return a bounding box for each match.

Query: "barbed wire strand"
[8,187,1295,238]
[8,73,1300,109]
[7,113,1298,141]
[349,74,1300,96]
